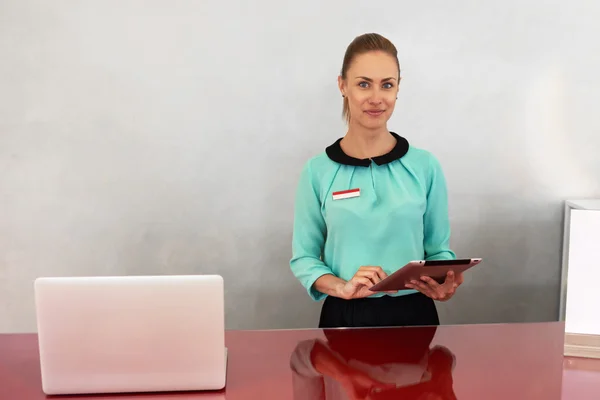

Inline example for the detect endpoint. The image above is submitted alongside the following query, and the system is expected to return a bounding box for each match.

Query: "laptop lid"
[34,274,226,395]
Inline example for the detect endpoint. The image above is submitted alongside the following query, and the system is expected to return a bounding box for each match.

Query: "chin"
[359,117,388,130]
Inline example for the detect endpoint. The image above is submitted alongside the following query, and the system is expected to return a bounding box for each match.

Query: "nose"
[368,88,384,104]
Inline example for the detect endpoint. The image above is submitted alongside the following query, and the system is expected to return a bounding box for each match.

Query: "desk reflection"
[1,323,583,399]
[290,326,456,400]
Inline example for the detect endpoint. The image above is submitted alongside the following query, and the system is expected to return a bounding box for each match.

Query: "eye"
[358,81,370,88]
[383,82,394,89]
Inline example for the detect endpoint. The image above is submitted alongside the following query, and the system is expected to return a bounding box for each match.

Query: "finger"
[373,266,388,280]
[362,265,388,278]
[407,279,436,299]
[359,266,388,280]
[351,276,374,289]
[446,283,456,296]
[356,269,384,284]
[405,283,437,300]
[405,282,428,295]
[454,271,464,285]
[414,278,436,291]
[438,282,457,301]
[355,271,378,285]
[420,275,442,289]
[445,271,455,286]
[430,275,454,300]
[420,276,445,298]
[443,272,459,293]
[438,291,453,301]
[421,277,448,300]
[372,382,398,392]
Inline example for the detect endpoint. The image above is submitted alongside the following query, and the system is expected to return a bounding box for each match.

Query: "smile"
[365,110,385,117]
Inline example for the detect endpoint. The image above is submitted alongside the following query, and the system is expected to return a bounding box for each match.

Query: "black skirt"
[318,292,440,328]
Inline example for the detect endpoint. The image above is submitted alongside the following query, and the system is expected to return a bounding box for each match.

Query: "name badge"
[332,188,360,200]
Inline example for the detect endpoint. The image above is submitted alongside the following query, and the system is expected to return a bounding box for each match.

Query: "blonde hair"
[340,33,401,123]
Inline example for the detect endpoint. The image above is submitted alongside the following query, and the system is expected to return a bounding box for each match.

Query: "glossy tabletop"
[1,322,599,399]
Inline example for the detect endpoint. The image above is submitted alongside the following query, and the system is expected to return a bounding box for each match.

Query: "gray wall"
[1,0,599,333]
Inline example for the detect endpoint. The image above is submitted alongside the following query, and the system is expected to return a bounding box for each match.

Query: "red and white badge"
[332,188,360,200]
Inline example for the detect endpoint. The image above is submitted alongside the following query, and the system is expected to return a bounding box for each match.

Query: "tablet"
[369,258,482,292]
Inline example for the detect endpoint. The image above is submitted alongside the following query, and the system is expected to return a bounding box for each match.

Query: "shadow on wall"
[248,285,323,330]
[438,283,559,325]
[438,197,563,325]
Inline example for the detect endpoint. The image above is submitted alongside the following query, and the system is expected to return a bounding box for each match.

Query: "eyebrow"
[355,76,397,82]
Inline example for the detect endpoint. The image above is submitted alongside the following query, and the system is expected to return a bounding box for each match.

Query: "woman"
[289,33,462,328]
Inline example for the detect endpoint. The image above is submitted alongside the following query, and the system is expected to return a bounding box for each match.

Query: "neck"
[341,123,396,159]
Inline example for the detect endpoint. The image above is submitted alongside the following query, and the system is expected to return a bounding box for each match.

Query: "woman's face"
[339,50,400,130]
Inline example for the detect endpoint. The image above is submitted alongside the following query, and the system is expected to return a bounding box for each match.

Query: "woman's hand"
[310,340,395,399]
[338,266,396,300]
[405,270,463,301]
[341,369,396,400]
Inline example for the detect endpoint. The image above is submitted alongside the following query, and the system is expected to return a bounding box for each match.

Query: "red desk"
[1,322,599,399]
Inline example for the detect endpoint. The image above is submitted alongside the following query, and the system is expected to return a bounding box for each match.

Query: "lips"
[365,110,385,117]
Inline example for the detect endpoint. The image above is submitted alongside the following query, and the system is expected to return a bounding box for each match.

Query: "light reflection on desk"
[0,322,593,399]
[290,326,457,400]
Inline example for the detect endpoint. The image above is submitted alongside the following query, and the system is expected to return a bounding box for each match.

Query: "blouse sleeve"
[423,155,456,261]
[289,161,334,301]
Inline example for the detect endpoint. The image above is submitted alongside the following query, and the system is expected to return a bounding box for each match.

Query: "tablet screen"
[424,258,472,266]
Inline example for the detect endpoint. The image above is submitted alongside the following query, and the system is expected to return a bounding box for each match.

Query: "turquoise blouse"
[289,132,456,301]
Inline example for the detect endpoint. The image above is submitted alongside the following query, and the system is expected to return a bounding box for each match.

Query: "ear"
[337,75,346,97]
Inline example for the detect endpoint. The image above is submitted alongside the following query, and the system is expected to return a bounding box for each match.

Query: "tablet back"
[370,258,482,292]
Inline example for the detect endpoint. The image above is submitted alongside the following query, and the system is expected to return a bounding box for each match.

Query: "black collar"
[325,131,409,166]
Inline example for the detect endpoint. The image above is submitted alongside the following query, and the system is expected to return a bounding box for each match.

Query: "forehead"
[347,51,399,79]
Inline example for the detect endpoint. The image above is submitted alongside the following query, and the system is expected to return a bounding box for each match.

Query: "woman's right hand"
[338,266,395,299]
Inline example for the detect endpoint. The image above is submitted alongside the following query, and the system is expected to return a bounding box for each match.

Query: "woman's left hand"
[405,270,463,301]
